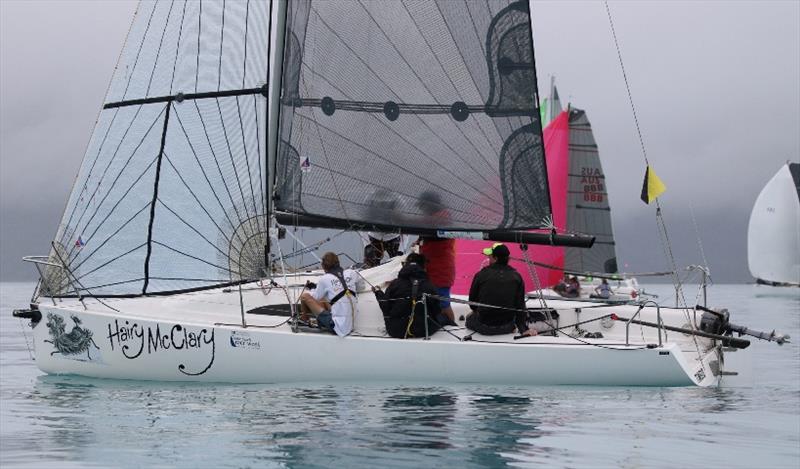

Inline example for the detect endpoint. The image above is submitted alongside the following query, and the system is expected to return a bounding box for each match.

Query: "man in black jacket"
[373,253,443,338]
[466,243,536,337]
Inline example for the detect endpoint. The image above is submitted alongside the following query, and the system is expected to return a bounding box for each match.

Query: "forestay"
[274,0,551,232]
[47,1,271,297]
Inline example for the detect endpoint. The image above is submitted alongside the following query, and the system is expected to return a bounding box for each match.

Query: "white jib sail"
[747,163,800,285]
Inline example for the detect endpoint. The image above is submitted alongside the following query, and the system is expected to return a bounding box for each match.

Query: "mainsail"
[47,1,271,296]
[274,0,551,232]
[563,107,618,274]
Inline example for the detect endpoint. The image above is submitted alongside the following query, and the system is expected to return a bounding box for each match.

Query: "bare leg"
[441,306,455,323]
[300,292,328,318]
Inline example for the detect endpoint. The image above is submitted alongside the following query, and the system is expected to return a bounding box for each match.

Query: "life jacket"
[327,267,357,306]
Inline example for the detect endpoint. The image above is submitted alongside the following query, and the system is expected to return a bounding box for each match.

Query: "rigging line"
[57,0,142,235]
[604,1,648,166]
[144,0,175,96]
[235,97,260,227]
[356,1,498,181]
[59,107,121,243]
[299,67,503,207]
[149,276,244,282]
[688,199,711,274]
[62,108,166,262]
[120,1,159,101]
[237,1,261,226]
[59,105,148,249]
[161,152,233,246]
[307,10,500,197]
[72,242,148,284]
[68,202,151,274]
[293,112,503,216]
[296,70,355,228]
[308,107,353,227]
[152,240,238,275]
[263,0,273,235]
[191,99,248,230]
[604,3,693,327]
[155,198,235,263]
[217,0,226,92]
[143,102,173,294]
[195,0,202,93]
[213,97,257,235]
[71,277,145,293]
[253,96,266,222]
[168,1,188,95]
[242,0,250,89]
[171,105,250,248]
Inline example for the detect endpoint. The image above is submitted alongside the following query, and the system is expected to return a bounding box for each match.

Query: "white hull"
[30,264,723,387]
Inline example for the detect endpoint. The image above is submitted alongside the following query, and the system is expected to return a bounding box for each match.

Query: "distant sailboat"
[747,162,800,287]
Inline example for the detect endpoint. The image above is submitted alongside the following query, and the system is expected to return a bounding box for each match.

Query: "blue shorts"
[317,310,336,333]
[436,287,451,308]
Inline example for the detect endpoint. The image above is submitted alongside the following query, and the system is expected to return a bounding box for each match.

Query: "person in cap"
[466,243,536,336]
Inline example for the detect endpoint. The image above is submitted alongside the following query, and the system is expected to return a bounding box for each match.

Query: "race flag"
[640,166,666,204]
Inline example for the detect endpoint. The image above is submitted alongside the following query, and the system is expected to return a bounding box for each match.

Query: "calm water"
[1,281,798,468]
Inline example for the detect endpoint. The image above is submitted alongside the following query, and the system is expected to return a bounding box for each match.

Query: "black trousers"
[363,236,401,268]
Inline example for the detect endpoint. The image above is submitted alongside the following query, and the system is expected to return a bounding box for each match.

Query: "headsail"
[747,162,800,286]
[274,0,551,232]
[47,1,271,297]
[563,108,618,274]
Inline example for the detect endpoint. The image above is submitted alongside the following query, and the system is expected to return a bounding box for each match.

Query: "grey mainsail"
[563,107,618,274]
[274,0,551,232]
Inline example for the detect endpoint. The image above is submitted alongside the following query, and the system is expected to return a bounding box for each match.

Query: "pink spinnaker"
[452,110,570,294]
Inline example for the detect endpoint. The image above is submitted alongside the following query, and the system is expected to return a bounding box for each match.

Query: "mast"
[266,0,288,269]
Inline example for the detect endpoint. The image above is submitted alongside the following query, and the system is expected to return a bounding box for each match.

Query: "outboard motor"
[697,305,790,345]
[699,307,730,335]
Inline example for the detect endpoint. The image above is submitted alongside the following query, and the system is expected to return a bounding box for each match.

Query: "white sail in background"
[747,162,800,286]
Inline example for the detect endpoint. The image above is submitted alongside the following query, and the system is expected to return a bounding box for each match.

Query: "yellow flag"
[640,166,666,204]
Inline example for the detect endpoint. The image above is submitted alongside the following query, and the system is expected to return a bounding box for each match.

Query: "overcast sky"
[1,0,798,284]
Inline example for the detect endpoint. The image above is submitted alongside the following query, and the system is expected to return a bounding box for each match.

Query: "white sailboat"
[14,0,788,386]
[747,162,800,287]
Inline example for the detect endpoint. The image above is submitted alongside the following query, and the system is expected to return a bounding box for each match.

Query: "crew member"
[466,243,535,336]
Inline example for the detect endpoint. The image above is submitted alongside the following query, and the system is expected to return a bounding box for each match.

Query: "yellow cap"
[482,243,504,256]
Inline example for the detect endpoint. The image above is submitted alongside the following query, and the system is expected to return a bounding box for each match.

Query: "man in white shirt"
[299,252,357,336]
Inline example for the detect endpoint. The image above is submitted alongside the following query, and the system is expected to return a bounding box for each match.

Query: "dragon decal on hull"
[45,313,100,360]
